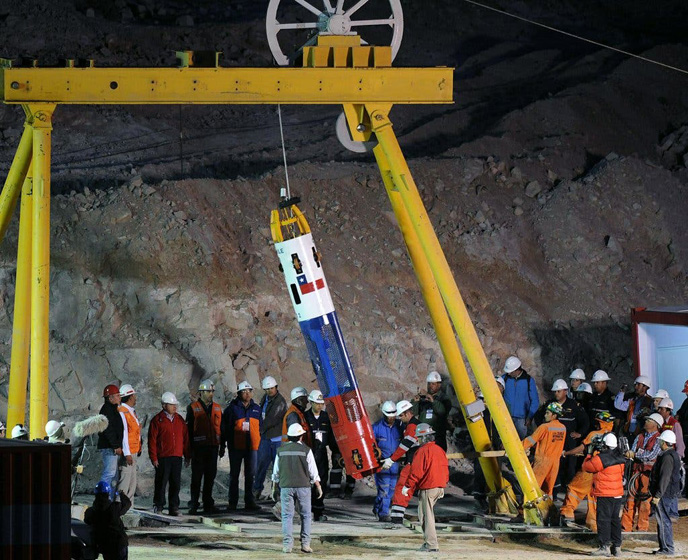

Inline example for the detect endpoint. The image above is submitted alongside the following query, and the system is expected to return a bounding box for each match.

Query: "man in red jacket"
[402,423,449,553]
[148,391,190,516]
[583,433,626,557]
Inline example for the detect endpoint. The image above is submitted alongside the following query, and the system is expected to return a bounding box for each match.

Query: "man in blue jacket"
[501,356,540,439]
[373,401,403,522]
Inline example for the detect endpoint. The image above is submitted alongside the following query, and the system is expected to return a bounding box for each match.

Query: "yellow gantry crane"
[0,5,553,524]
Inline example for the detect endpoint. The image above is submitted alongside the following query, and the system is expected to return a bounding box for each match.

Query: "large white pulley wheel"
[266,0,404,66]
[335,112,377,153]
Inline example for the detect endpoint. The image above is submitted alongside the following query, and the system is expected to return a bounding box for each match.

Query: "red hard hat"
[103,384,120,397]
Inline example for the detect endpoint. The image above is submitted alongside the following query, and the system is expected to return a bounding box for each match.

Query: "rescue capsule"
[270,195,380,478]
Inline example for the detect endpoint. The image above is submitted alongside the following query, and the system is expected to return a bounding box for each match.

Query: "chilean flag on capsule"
[297,274,324,294]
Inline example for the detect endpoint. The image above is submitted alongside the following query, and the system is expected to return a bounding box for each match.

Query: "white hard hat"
[591,370,611,382]
[290,387,308,401]
[658,398,674,410]
[576,382,593,394]
[569,368,586,380]
[426,371,442,383]
[647,413,664,428]
[504,356,521,374]
[381,401,397,416]
[11,424,28,439]
[161,391,179,405]
[495,376,505,388]
[659,430,677,445]
[653,389,669,400]
[603,433,618,449]
[199,379,215,391]
[415,423,435,437]
[396,400,413,416]
[551,379,568,391]
[119,384,136,397]
[308,390,325,404]
[261,376,278,390]
[45,420,65,438]
[287,423,306,437]
[635,375,651,389]
[237,380,253,392]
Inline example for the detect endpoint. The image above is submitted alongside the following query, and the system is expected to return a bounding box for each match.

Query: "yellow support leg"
[6,165,33,436]
[367,104,553,525]
[0,118,33,243]
[27,104,55,441]
[374,145,518,515]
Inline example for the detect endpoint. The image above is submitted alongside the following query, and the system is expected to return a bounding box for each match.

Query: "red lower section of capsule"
[326,390,381,479]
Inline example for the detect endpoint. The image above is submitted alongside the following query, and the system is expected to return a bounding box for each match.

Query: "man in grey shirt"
[272,423,322,554]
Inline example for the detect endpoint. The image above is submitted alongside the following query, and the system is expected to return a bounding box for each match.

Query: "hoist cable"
[461,0,688,76]
[277,104,291,199]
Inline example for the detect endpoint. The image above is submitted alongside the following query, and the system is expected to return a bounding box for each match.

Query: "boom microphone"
[73,414,109,438]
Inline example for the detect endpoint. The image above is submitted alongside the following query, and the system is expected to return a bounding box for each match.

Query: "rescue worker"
[11,424,29,440]
[655,397,684,521]
[412,371,452,450]
[253,375,287,501]
[615,375,653,437]
[272,423,322,554]
[534,379,589,492]
[589,370,617,424]
[582,433,626,558]
[186,379,222,514]
[652,389,670,412]
[501,356,540,439]
[148,391,190,516]
[650,430,681,556]
[568,368,586,399]
[402,423,449,553]
[372,400,403,522]
[45,420,67,443]
[118,384,142,506]
[99,384,124,500]
[523,402,566,495]
[305,389,335,521]
[574,382,593,418]
[621,412,663,532]
[222,380,261,511]
[84,481,131,560]
[282,386,312,446]
[382,400,420,524]
[560,411,615,529]
[675,379,688,497]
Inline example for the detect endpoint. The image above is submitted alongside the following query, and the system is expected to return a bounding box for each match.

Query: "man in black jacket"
[253,375,288,501]
[650,430,682,556]
[589,370,618,425]
[98,384,124,500]
[85,481,131,560]
[305,389,336,521]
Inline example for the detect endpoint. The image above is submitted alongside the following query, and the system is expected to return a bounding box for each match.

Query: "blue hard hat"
[95,481,111,495]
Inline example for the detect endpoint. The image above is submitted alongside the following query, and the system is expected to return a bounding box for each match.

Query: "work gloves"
[381,458,394,470]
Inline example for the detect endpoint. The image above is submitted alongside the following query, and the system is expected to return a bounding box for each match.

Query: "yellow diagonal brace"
[27,103,55,440]
[0,119,32,242]
[6,164,33,435]
[367,104,552,525]
[375,145,518,515]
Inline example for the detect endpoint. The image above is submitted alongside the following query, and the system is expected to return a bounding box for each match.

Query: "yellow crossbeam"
[1,67,452,105]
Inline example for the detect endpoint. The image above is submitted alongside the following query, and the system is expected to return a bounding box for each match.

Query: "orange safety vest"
[282,404,312,447]
[118,405,141,455]
[634,430,660,473]
[191,400,222,446]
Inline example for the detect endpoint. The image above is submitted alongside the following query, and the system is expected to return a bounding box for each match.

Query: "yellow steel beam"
[366,103,553,525]
[376,145,518,516]
[1,67,452,105]
[6,164,33,435]
[27,103,55,441]
[0,118,32,242]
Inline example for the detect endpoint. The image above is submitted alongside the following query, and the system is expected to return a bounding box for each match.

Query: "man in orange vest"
[621,412,662,531]
[282,387,312,447]
[222,381,262,511]
[523,402,566,495]
[560,411,615,529]
[615,376,653,437]
[118,384,142,506]
[187,379,222,515]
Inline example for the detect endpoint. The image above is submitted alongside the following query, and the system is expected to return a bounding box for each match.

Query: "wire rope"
[277,104,291,199]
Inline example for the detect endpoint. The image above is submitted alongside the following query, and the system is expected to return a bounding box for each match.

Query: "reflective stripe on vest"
[118,406,141,454]
[191,400,222,446]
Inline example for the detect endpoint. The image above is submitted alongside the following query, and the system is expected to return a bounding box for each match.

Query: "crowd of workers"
[2,358,686,557]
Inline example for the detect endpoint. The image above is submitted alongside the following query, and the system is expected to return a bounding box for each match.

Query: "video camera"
[587,434,607,455]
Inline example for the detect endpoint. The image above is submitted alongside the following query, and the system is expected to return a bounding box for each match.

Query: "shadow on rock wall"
[533,320,634,394]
